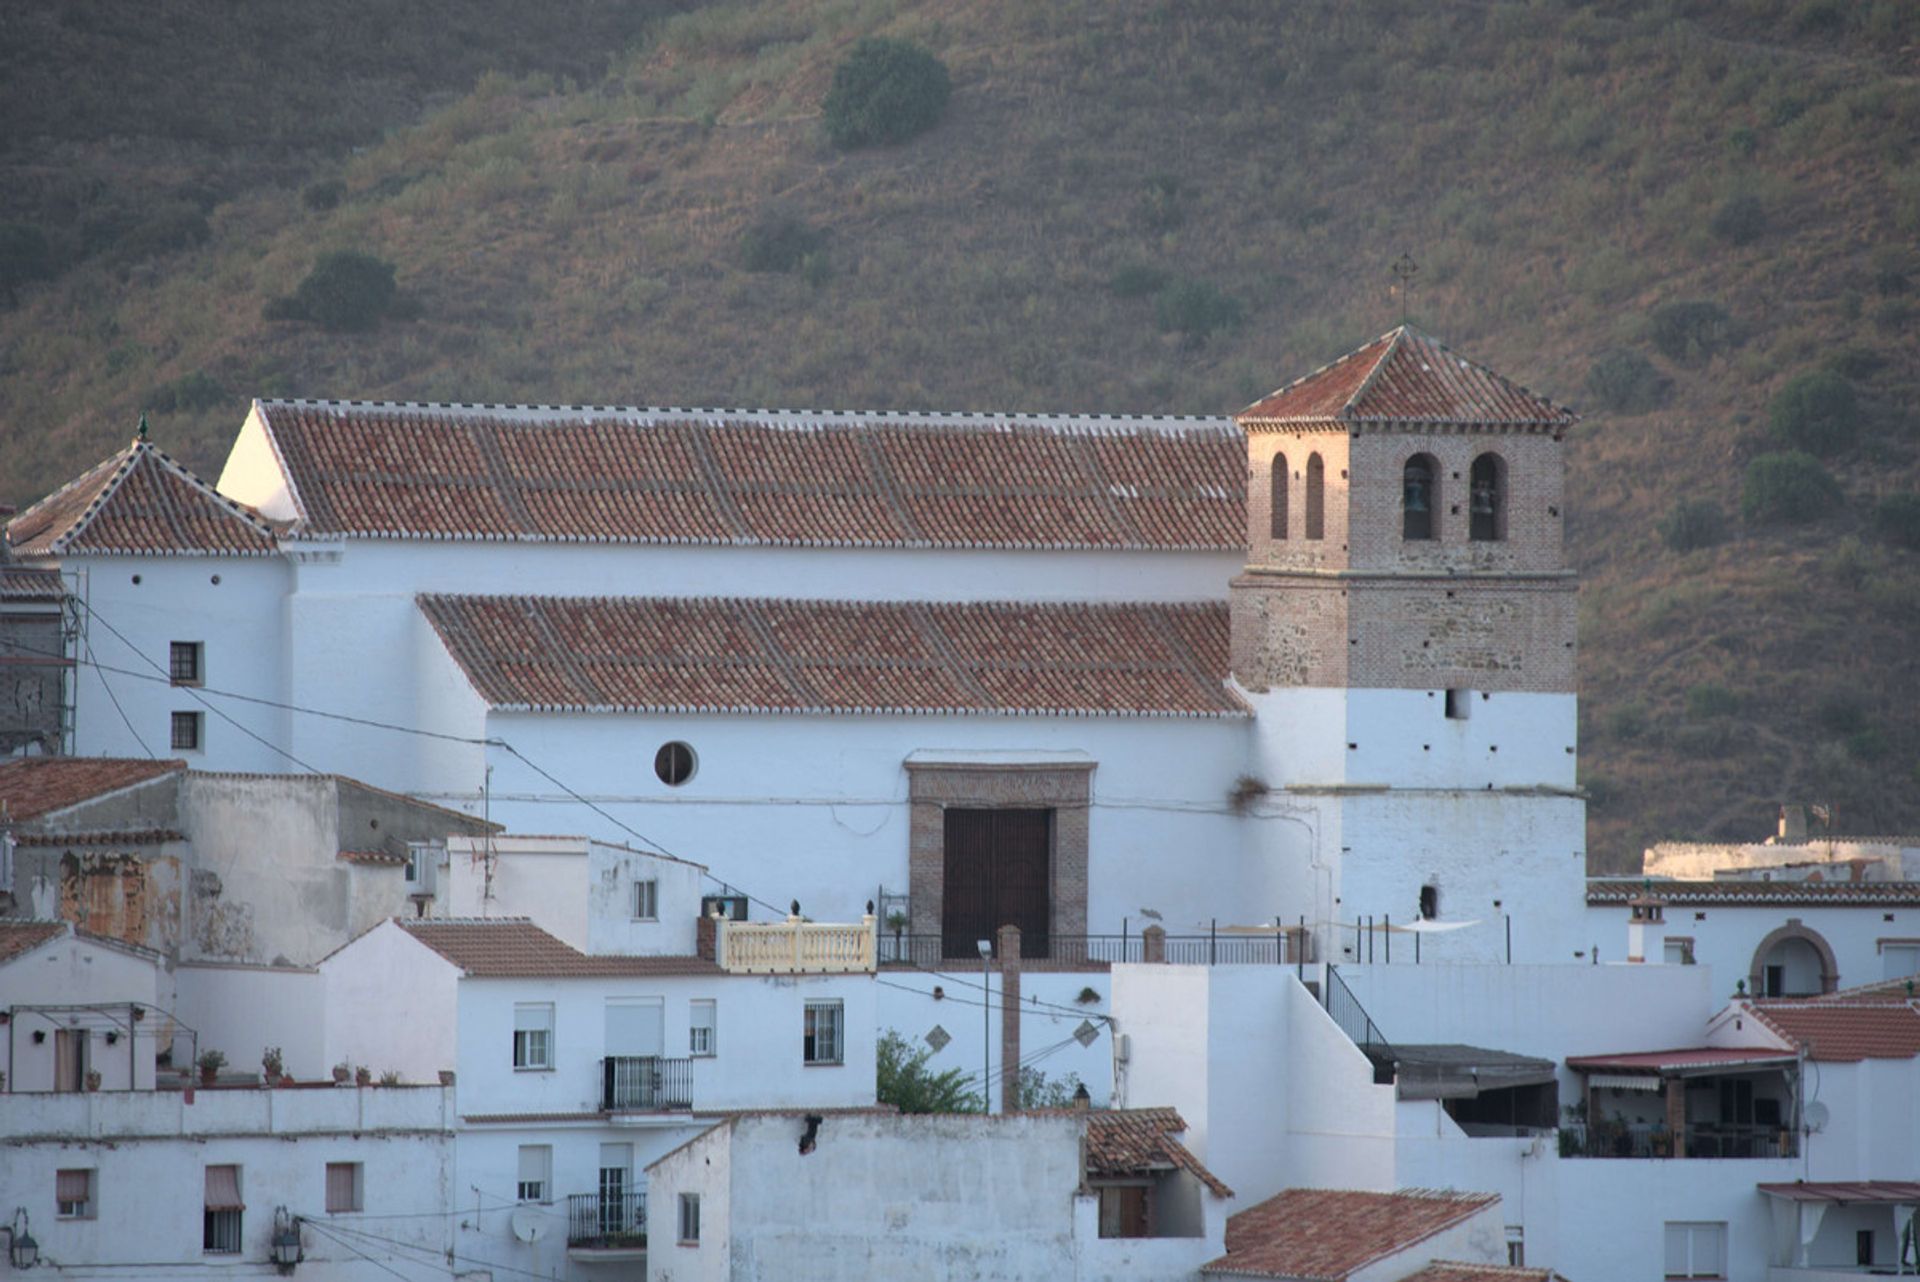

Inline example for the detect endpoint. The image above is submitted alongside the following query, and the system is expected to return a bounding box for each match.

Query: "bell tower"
[1229,327,1587,962]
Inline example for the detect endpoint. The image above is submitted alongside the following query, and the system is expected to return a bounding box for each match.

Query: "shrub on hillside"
[1647,300,1735,365]
[146,369,228,414]
[1741,451,1842,524]
[303,179,347,211]
[1154,278,1244,346]
[738,210,824,274]
[1709,193,1767,245]
[265,251,400,332]
[0,222,56,304]
[1108,263,1170,299]
[1686,684,1741,718]
[1871,493,1920,549]
[118,203,211,262]
[1585,349,1669,414]
[1660,498,1727,551]
[822,38,950,149]
[1768,369,1857,455]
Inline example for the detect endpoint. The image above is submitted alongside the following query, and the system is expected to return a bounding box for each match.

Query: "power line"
[82,632,153,758]
[301,1219,432,1282]
[313,1217,567,1282]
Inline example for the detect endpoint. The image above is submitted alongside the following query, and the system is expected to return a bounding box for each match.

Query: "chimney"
[696,908,721,963]
[1141,924,1166,964]
[997,924,1021,1114]
[1626,881,1667,964]
[1778,805,1807,842]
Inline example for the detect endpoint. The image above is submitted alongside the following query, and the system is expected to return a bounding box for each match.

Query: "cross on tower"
[1390,252,1419,325]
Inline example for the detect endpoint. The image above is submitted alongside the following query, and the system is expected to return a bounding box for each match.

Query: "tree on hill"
[1768,370,1858,455]
[1741,452,1842,524]
[823,38,951,149]
[265,251,403,333]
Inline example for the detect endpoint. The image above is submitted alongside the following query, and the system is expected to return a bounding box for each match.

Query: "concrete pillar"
[1665,1076,1687,1159]
[998,924,1021,1113]
[1142,924,1166,964]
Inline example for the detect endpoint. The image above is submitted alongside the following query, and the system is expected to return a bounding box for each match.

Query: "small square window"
[634,879,658,921]
[678,1192,701,1244]
[690,999,716,1057]
[169,641,203,686]
[516,1145,551,1203]
[171,710,203,751]
[803,1000,843,1066]
[513,1004,554,1070]
[1664,1220,1727,1279]
[57,1168,95,1219]
[325,1162,363,1213]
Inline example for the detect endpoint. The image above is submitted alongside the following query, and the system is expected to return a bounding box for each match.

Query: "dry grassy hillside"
[2,0,1917,869]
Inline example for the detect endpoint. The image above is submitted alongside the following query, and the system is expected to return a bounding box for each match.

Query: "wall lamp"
[270,1206,303,1274]
[3,1208,38,1269]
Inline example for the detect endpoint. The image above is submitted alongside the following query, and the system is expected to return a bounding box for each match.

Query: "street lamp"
[5,1208,38,1269]
[270,1207,303,1274]
[977,938,992,1114]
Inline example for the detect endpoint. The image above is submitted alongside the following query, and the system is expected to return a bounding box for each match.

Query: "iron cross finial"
[136,412,150,443]
[1390,252,1419,325]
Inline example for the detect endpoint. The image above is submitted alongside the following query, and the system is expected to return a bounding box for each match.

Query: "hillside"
[3,0,1918,871]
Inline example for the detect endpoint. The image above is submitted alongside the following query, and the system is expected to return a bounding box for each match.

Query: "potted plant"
[354,1065,372,1087]
[438,1069,456,1087]
[261,1046,284,1082]
[378,1069,402,1087]
[84,1069,102,1092]
[197,1049,227,1085]
[332,1061,351,1084]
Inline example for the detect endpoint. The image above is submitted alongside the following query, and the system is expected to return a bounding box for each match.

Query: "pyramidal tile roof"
[1204,1187,1501,1280]
[7,440,278,558]
[419,594,1243,719]
[249,400,1245,550]
[1236,326,1577,431]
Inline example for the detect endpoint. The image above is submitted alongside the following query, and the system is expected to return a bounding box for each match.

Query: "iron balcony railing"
[566,1191,646,1249]
[1557,1122,1797,1160]
[600,1057,693,1112]
[1323,965,1398,1085]
[877,928,1312,967]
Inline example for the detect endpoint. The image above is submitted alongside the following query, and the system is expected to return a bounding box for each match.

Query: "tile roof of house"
[13,828,186,847]
[396,917,722,978]
[249,400,1245,550]
[1397,1264,1560,1282]
[1587,878,1920,907]
[0,920,68,964]
[1083,1107,1233,1198]
[1829,974,1920,1003]
[1236,327,1576,432]
[420,594,1244,718]
[7,441,278,558]
[1747,1000,1920,1063]
[0,566,64,601]
[0,757,185,821]
[1204,1188,1500,1280]
[1565,1047,1798,1073]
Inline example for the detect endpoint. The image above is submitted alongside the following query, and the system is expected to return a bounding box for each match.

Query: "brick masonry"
[904,762,1093,947]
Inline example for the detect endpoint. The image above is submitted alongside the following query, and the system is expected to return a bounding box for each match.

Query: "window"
[204,1165,243,1254]
[325,1162,363,1214]
[634,879,659,921]
[53,1027,88,1093]
[1859,1229,1876,1267]
[1444,688,1470,720]
[516,1145,551,1203]
[169,641,203,685]
[690,999,716,1057]
[1506,1225,1525,1267]
[513,1004,554,1070]
[1403,454,1437,540]
[1665,938,1695,965]
[171,710,203,751]
[655,741,696,786]
[1304,453,1325,540]
[57,1169,94,1219]
[1097,1185,1149,1238]
[1419,884,1440,921]
[1664,1221,1726,1279]
[803,1000,844,1065]
[1881,940,1920,980]
[1269,454,1288,540]
[678,1192,701,1244]
[599,1144,637,1236]
[1469,452,1507,542]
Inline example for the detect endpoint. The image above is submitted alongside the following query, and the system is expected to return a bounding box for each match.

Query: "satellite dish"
[509,1207,550,1244]
[1805,1101,1830,1133]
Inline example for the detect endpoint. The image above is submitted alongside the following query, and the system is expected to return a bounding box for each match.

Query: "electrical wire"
[82,631,154,758]
[300,1218,434,1281]
[312,1217,567,1282]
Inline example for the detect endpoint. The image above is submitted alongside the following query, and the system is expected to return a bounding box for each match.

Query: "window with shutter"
[204,1165,243,1254]
[57,1169,94,1219]
[325,1162,362,1214]
[513,1003,554,1069]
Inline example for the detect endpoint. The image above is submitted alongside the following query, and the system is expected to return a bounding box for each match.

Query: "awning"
[1587,1073,1662,1092]
[205,1165,244,1211]
[1391,1044,1558,1101]
[1758,1181,1920,1204]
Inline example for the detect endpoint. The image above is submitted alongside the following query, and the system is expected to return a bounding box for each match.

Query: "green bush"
[1137,174,1184,232]
[822,38,951,149]
[1108,263,1170,299]
[1660,498,1727,551]
[1648,300,1735,365]
[1585,349,1670,413]
[302,179,347,211]
[1686,684,1741,718]
[1606,703,1648,740]
[1768,370,1857,455]
[1816,693,1865,734]
[1154,279,1244,346]
[1741,451,1842,524]
[147,369,228,413]
[118,203,212,261]
[0,222,56,303]
[1871,493,1920,548]
[269,251,400,332]
[738,210,823,274]
[876,1030,979,1113]
[1709,194,1767,245]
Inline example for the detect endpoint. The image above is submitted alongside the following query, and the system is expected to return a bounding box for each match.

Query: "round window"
[654,741,696,786]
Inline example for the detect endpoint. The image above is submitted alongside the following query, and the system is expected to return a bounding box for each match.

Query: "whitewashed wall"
[648,1118,733,1282]
[319,922,461,1082]
[172,963,326,1081]
[1548,1158,1793,1282]
[1583,900,1920,995]
[0,932,163,1092]
[440,836,708,955]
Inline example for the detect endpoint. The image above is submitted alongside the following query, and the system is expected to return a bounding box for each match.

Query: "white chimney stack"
[1626,881,1667,964]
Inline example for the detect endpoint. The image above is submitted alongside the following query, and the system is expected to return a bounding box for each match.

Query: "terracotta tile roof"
[398,917,722,978]
[8,442,277,558]
[420,595,1243,718]
[1236,327,1576,432]
[0,919,67,964]
[1565,1047,1796,1073]
[1084,1106,1233,1198]
[1588,878,1920,906]
[251,400,1244,550]
[1747,1000,1920,1063]
[1830,974,1920,1003]
[0,757,185,821]
[1204,1188,1500,1280]
[13,828,185,847]
[1398,1264,1559,1282]
[0,566,64,601]
[337,849,408,866]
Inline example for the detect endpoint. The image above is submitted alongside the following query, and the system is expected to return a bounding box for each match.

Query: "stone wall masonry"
[1245,430,1353,572]
[1348,431,1565,574]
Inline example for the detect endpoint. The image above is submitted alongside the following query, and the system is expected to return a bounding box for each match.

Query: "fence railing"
[566,1191,646,1248]
[600,1057,693,1112]
[876,928,1313,967]
[1323,965,1397,1085]
[1558,1122,1797,1160]
[720,918,875,973]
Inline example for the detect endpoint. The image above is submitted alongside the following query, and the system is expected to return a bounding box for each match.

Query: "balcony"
[1557,1121,1796,1159]
[719,918,875,973]
[877,930,1312,967]
[600,1056,693,1112]
[566,1191,646,1253]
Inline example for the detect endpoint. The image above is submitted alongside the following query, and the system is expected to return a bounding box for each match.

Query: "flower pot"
[354,1068,372,1087]
[438,1070,456,1086]
[332,1066,350,1084]
[200,1067,218,1085]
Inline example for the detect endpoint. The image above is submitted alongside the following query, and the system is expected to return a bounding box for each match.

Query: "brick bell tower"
[1229,326,1587,963]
